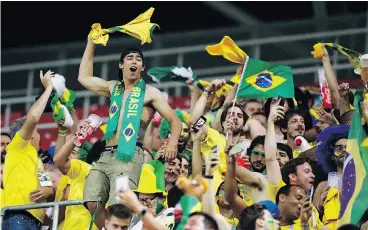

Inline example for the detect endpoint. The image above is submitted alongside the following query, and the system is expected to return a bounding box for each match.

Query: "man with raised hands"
[78,38,181,228]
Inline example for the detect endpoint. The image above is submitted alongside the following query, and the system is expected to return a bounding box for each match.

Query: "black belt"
[104,142,143,151]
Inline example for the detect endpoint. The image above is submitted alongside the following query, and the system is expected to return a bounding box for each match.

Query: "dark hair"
[159,153,182,165]
[0,132,11,140]
[281,157,312,185]
[237,204,267,230]
[188,212,219,230]
[294,87,310,111]
[107,204,132,220]
[276,142,293,160]
[246,135,265,156]
[339,110,354,125]
[167,185,184,208]
[178,153,189,162]
[275,185,304,205]
[175,154,182,164]
[279,109,304,131]
[215,181,241,197]
[118,48,145,81]
[220,103,248,130]
[264,98,295,119]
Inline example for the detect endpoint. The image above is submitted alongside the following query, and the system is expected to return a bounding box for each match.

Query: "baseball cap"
[258,200,281,219]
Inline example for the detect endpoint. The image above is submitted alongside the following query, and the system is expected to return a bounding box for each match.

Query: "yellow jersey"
[3,132,45,223]
[61,159,97,230]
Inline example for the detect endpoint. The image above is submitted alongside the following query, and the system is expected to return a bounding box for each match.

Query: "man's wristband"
[203,89,215,95]
[58,130,67,136]
[138,208,148,219]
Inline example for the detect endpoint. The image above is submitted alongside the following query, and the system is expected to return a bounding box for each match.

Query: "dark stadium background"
[2,1,367,49]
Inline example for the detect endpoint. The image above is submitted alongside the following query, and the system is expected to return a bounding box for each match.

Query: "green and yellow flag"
[312,43,361,69]
[88,7,159,46]
[338,92,368,226]
[237,58,294,99]
[323,43,361,69]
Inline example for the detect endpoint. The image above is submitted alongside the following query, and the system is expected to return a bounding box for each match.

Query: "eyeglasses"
[333,145,346,156]
[138,197,156,206]
[251,150,265,158]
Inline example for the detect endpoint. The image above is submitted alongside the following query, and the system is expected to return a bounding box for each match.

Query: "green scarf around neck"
[102,79,146,161]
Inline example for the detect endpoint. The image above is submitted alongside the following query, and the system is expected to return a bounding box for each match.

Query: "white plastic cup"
[73,114,102,146]
[328,172,339,188]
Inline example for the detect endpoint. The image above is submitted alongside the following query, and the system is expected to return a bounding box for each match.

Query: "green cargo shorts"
[83,145,145,206]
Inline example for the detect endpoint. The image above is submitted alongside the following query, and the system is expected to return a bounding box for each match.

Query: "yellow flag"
[88,7,159,46]
[206,36,247,64]
[88,23,110,46]
[230,74,241,84]
[197,80,233,111]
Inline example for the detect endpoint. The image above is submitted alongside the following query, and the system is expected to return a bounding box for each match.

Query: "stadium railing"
[0,200,84,230]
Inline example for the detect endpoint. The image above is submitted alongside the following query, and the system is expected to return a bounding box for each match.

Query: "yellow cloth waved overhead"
[88,7,160,46]
[206,36,247,64]
[196,79,233,112]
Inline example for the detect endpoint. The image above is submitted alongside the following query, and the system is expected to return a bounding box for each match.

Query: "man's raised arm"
[150,86,182,161]
[78,38,111,97]
[265,99,284,185]
[19,70,54,141]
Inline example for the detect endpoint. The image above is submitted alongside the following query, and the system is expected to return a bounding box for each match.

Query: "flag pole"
[226,56,250,140]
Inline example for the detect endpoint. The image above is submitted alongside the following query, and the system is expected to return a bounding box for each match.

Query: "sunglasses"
[251,150,265,158]
[138,196,157,206]
[333,145,346,157]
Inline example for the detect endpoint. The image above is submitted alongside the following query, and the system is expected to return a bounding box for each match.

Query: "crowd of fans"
[1,38,368,230]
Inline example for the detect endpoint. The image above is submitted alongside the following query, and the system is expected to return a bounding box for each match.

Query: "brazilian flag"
[338,92,368,226]
[237,58,294,98]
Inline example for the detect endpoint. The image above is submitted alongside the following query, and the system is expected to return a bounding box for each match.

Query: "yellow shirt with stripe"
[3,132,45,223]
[61,159,97,230]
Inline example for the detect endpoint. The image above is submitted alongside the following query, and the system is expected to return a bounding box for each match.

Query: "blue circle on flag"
[110,105,117,114]
[124,128,134,137]
[255,73,273,88]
